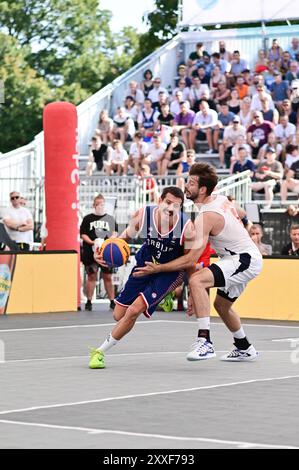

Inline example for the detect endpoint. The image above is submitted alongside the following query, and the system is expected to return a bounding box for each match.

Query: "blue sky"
[100,0,156,32]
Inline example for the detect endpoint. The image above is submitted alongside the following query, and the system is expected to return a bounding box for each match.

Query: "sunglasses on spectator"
[154,81,161,84]
[254,115,261,118]
[11,196,20,200]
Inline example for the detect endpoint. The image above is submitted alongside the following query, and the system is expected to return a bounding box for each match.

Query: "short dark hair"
[161,186,184,207]
[212,52,220,59]
[189,163,218,196]
[290,224,299,232]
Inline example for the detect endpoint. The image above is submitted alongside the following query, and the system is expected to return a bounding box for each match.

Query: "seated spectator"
[172,79,191,102]
[251,147,283,208]
[250,85,275,112]
[284,144,299,170]
[218,40,232,62]
[286,204,299,217]
[148,78,169,109]
[96,110,114,144]
[113,107,135,144]
[279,51,292,75]
[247,111,273,158]
[260,95,279,125]
[170,90,190,116]
[257,132,283,163]
[227,88,241,115]
[217,103,236,132]
[264,61,278,89]
[156,91,169,113]
[280,155,299,202]
[137,98,159,138]
[231,135,252,163]
[128,132,149,175]
[188,42,210,67]
[190,100,219,153]
[254,49,269,74]
[140,69,154,98]
[242,68,253,87]
[138,165,158,203]
[285,61,299,85]
[213,80,231,109]
[219,115,246,168]
[155,103,174,131]
[209,65,226,91]
[274,115,296,147]
[239,96,253,129]
[235,75,249,100]
[249,73,266,96]
[176,149,196,190]
[249,224,273,256]
[288,38,299,60]
[146,134,166,175]
[86,135,108,176]
[231,146,255,175]
[105,140,128,176]
[202,54,214,78]
[290,79,299,113]
[196,65,210,85]
[281,225,299,256]
[280,98,298,125]
[161,132,186,175]
[200,90,217,111]
[268,39,283,66]
[230,50,248,77]
[269,72,290,112]
[211,52,231,75]
[189,76,210,112]
[173,101,195,149]
[175,64,192,88]
[124,95,139,124]
[126,80,144,105]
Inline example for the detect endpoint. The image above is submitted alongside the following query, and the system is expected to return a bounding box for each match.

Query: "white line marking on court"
[0,374,298,417]
[161,320,299,329]
[0,350,292,365]
[272,338,299,343]
[0,419,296,449]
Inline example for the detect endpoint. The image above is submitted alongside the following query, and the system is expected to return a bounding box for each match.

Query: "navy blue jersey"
[135,206,190,266]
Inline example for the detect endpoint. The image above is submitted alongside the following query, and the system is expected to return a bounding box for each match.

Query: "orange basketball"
[98,238,130,267]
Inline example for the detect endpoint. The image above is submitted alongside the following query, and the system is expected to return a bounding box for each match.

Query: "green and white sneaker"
[89,348,105,369]
[159,292,175,312]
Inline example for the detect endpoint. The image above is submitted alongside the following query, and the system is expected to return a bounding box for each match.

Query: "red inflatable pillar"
[44,102,81,308]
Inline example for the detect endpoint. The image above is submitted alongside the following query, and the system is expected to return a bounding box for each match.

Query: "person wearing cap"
[269,72,290,112]
[274,115,296,147]
[251,147,283,209]
[175,64,192,88]
[219,115,246,168]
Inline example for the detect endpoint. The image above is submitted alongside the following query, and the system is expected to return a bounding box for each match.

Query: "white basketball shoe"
[186,338,216,361]
[221,345,259,362]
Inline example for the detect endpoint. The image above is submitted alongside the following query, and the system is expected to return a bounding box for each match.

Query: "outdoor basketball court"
[0,307,298,449]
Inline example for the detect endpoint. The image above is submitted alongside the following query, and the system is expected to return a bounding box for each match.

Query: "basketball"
[98,238,130,267]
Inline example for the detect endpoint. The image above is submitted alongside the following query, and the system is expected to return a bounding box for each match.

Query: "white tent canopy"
[181,0,299,26]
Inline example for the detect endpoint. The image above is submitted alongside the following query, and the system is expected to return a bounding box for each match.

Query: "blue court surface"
[0,306,299,449]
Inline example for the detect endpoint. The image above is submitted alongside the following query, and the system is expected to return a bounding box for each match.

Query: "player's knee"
[189,272,205,290]
[125,304,141,322]
[113,308,125,322]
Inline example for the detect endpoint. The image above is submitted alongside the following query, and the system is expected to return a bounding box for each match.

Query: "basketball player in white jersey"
[134,163,263,361]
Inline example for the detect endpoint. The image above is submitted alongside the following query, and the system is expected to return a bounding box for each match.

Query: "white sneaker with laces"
[221,345,258,362]
[186,338,216,361]
[205,149,215,154]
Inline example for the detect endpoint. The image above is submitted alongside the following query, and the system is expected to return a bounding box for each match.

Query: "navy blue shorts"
[115,267,184,317]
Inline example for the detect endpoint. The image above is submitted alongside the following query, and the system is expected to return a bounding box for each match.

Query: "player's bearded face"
[185,176,200,201]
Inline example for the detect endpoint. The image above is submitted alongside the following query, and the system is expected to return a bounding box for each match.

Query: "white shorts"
[209,252,263,301]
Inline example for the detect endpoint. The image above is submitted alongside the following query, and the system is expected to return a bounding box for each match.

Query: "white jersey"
[199,195,261,258]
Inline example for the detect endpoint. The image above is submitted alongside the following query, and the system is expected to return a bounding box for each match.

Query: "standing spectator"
[230,50,248,76]
[280,98,298,126]
[268,39,283,66]
[161,132,186,174]
[270,72,290,112]
[113,107,135,144]
[281,225,299,256]
[105,140,128,176]
[247,111,273,158]
[218,40,232,62]
[146,134,166,174]
[80,194,117,311]
[190,100,219,153]
[173,101,195,149]
[249,224,273,256]
[148,78,169,109]
[96,110,113,145]
[227,88,241,115]
[189,76,209,112]
[239,97,253,129]
[287,38,299,60]
[126,80,144,105]
[140,69,154,98]
[231,146,255,175]
[86,135,108,176]
[251,148,283,208]
[137,98,159,138]
[128,132,149,175]
[219,116,246,168]
[235,75,249,100]
[254,49,269,74]
[280,156,299,202]
[285,61,299,85]
[2,191,34,251]
[257,132,283,163]
[274,115,296,147]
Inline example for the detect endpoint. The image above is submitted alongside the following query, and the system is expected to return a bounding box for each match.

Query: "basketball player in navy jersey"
[89,186,194,369]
